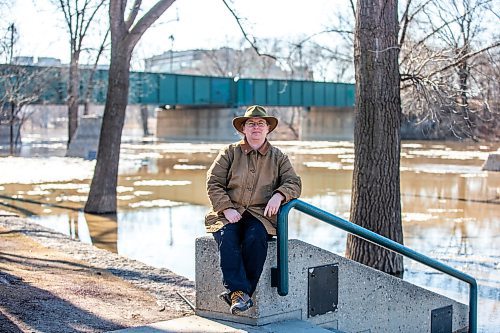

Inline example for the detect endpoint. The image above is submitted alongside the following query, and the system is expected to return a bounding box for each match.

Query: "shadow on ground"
[0,271,125,333]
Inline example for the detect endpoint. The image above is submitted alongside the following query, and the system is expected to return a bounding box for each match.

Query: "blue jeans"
[213,212,270,296]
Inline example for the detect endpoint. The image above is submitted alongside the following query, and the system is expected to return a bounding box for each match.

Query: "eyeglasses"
[245,121,268,128]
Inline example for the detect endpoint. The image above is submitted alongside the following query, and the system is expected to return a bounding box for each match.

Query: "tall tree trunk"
[458,61,469,108]
[9,102,15,155]
[346,0,404,277]
[140,104,150,136]
[84,0,176,214]
[458,59,474,136]
[68,55,80,146]
[84,43,131,213]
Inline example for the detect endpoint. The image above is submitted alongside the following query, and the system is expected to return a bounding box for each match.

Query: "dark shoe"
[218,291,231,306]
[229,290,253,314]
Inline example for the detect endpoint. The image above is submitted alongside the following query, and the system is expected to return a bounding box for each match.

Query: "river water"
[0,139,498,331]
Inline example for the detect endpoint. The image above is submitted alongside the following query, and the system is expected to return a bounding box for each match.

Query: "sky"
[6,0,497,80]
[6,0,339,68]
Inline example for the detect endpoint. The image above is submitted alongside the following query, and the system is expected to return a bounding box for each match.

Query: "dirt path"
[0,216,195,333]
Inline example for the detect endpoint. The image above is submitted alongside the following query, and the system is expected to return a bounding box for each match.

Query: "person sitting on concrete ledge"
[205,105,302,315]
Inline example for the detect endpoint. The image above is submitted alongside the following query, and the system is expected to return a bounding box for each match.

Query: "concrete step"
[196,237,469,332]
[108,315,346,333]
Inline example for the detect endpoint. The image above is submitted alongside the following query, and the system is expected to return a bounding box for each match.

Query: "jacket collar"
[240,138,271,155]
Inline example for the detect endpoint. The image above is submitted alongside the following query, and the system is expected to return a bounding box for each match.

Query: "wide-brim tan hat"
[232,105,278,134]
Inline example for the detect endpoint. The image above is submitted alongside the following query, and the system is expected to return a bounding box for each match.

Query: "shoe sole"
[230,299,254,314]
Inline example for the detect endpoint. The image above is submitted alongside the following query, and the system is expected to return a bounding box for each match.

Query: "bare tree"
[344,0,404,277]
[0,65,58,153]
[297,0,499,140]
[84,0,176,214]
[399,0,499,139]
[52,0,107,146]
[0,20,58,155]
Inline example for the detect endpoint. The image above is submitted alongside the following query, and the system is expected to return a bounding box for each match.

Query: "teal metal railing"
[275,199,478,333]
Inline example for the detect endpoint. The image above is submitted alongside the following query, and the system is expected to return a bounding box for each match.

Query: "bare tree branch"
[79,1,107,52]
[402,41,500,81]
[348,0,356,17]
[221,0,277,60]
[400,0,491,65]
[126,0,142,29]
[297,28,353,46]
[83,27,110,114]
[127,0,175,50]
[399,0,435,47]
[58,0,73,47]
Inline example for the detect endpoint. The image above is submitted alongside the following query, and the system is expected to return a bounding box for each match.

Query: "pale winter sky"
[6,0,339,68]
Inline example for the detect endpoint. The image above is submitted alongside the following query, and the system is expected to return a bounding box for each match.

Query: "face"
[242,117,269,141]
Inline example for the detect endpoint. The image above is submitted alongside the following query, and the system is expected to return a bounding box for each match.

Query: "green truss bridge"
[0,64,355,108]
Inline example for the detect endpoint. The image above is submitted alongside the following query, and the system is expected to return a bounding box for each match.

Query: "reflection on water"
[85,213,119,253]
[1,140,499,331]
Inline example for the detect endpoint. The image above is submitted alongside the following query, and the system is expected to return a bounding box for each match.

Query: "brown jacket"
[205,139,302,235]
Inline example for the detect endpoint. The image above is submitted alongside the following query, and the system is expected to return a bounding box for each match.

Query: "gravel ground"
[0,215,196,332]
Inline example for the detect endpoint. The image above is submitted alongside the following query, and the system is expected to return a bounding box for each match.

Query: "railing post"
[469,280,478,333]
[276,200,296,296]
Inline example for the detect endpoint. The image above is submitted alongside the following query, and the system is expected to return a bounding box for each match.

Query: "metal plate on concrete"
[431,305,453,333]
[308,263,338,317]
[270,267,278,288]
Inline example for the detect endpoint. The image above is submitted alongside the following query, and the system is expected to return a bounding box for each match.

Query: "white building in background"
[144,47,313,80]
[12,56,34,65]
[13,56,62,66]
[37,57,62,66]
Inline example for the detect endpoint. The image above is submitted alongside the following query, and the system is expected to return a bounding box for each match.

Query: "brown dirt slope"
[0,216,195,333]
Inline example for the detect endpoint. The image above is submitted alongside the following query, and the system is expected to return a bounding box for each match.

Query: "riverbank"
[0,214,195,333]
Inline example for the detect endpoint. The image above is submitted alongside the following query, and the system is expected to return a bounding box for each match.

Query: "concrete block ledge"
[195,236,468,333]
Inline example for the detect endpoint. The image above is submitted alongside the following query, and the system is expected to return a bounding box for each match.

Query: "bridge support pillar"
[156,108,240,142]
[66,115,102,159]
[302,107,354,140]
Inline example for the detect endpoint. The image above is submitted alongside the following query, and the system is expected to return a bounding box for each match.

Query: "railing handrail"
[276,199,477,333]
